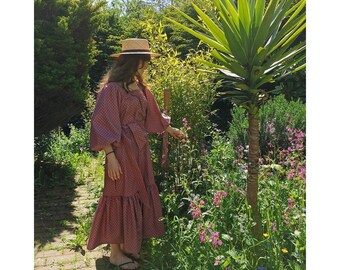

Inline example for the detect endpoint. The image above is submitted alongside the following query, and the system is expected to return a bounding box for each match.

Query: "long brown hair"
[98,54,151,92]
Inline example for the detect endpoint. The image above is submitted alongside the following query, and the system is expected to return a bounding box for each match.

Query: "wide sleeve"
[144,87,171,134]
[89,83,122,152]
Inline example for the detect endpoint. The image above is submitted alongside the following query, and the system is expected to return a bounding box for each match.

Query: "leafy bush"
[144,22,218,141]
[34,121,93,187]
[228,95,306,159]
[34,0,104,136]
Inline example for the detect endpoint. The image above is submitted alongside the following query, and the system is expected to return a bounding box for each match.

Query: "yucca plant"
[166,0,306,239]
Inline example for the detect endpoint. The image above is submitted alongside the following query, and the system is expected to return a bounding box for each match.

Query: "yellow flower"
[281,248,288,254]
[263,233,269,237]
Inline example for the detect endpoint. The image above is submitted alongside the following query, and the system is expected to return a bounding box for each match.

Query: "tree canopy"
[34,0,104,136]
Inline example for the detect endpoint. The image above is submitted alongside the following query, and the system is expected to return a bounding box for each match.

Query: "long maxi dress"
[87,81,170,254]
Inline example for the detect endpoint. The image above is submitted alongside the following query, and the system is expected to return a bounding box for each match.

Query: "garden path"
[34,180,115,270]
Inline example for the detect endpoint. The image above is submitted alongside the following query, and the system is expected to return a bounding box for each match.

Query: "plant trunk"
[247,107,262,239]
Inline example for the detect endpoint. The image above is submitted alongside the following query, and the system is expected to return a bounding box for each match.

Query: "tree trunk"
[247,106,262,239]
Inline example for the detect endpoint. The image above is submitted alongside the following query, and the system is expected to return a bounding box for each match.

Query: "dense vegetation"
[34,0,306,269]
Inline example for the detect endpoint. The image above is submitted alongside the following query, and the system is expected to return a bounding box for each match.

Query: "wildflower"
[286,126,293,133]
[199,199,205,205]
[263,232,269,238]
[294,214,301,220]
[281,248,288,254]
[210,231,222,247]
[213,191,227,207]
[192,207,201,219]
[214,257,221,265]
[297,167,306,180]
[267,122,275,134]
[287,169,295,179]
[226,182,234,188]
[182,117,191,130]
[270,222,277,232]
[201,143,207,155]
[288,198,295,210]
[294,230,301,237]
[189,200,202,219]
[199,228,206,243]
[284,219,290,225]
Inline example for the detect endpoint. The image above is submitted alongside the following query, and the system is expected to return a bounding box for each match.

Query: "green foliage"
[142,22,218,141]
[141,129,305,269]
[228,94,306,158]
[281,69,306,102]
[34,120,94,187]
[162,0,210,58]
[34,0,104,136]
[167,0,306,108]
[89,2,124,91]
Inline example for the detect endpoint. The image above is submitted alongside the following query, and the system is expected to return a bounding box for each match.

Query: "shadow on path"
[34,161,78,249]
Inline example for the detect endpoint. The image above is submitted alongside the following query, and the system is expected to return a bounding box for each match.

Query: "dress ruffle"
[86,184,165,254]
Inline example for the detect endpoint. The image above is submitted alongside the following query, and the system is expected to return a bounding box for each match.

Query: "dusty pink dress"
[87,82,170,254]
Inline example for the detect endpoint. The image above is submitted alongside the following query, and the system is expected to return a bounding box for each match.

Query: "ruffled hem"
[86,184,165,254]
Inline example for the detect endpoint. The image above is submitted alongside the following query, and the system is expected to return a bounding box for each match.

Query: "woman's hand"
[106,153,123,180]
[166,126,185,139]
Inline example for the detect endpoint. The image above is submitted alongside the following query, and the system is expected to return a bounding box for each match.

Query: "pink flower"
[199,199,205,205]
[210,231,222,247]
[267,122,275,134]
[199,229,206,243]
[182,118,191,130]
[214,257,221,265]
[271,222,277,232]
[190,201,202,219]
[226,182,234,188]
[213,191,228,207]
[287,169,295,179]
[287,198,294,203]
[297,167,306,180]
[192,208,201,219]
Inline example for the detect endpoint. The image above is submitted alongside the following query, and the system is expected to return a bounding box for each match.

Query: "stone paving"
[34,181,116,270]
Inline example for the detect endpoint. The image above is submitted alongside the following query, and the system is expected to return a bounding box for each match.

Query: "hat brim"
[111,52,161,58]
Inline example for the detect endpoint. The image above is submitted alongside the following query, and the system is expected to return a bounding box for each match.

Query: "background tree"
[89,2,123,92]
[167,0,306,239]
[34,0,104,136]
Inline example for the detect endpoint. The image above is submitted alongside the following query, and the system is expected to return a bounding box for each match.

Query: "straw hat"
[111,38,161,57]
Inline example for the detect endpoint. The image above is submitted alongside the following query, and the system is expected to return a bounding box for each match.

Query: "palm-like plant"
[166,0,306,239]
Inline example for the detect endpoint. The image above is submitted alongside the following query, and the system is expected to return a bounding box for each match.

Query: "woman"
[87,38,184,269]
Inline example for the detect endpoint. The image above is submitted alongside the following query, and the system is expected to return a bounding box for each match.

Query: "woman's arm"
[103,144,123,180]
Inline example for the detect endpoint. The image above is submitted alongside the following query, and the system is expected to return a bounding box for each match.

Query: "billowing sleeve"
[90,83,122,152]
[144,87,171,134]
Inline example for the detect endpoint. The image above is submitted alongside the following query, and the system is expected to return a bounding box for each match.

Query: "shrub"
[34,120,93,187]
[228,95,306,159]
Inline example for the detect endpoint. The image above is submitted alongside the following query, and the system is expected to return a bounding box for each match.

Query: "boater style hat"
[111,38,161,57]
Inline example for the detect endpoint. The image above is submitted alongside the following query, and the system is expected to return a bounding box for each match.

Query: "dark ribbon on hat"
[121,49,151,53]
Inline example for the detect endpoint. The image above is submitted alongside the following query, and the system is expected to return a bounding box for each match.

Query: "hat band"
[121,49,151,53]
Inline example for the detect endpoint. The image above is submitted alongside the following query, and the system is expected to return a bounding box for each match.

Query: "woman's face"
[138,59,150,74]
